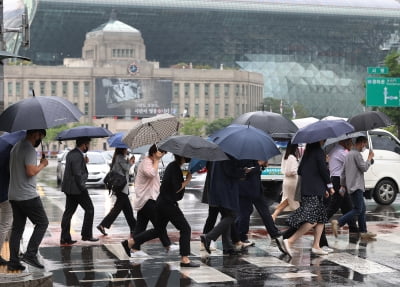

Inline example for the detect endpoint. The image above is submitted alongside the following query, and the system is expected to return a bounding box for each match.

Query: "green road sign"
[367,67,389,74]
[366,77,400,107]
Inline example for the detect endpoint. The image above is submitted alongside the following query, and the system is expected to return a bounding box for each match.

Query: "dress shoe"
[7,262,26,271]
[82,237,99,242]
[60,239,77,245]
[121,240,131,257]
[275,236,287,255]
[311,248,328,255]
[21,254,44,269]
[200,234,211,254]
[0,256,8,266]
[180,261,200,267]
[97,225,108,236]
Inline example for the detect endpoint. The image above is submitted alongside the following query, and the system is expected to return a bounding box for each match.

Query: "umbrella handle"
[41,143,45,159]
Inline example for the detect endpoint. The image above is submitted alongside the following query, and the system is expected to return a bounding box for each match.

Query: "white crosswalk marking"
[326,253,396,274]
[244,256,293,267]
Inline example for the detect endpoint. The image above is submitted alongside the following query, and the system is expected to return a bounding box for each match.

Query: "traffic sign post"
[366,77,400,107]
[367,67,389,75]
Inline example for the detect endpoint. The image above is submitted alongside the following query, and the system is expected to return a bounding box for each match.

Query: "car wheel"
[373,179,397,205]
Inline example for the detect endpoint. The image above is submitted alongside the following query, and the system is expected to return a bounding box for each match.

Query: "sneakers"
[331,220,339,237]
[130,250,150,257]
[167,244,180,252]
[322,246,334,253]
[360,232,377,239]
[7,262,26,271]
[311,248,328,255]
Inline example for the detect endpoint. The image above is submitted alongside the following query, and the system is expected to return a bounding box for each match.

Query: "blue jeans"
[338,189,367,233]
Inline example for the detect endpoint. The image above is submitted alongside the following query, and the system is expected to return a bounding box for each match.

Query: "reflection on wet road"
[10,160,400,286]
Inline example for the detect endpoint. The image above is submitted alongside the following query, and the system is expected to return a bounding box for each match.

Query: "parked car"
[363,129,400,205]
[56,150,111,187]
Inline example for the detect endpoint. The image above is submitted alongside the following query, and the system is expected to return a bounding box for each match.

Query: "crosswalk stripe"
[243,256,293,267]
[167,261,236,284]
[326,253,396,275]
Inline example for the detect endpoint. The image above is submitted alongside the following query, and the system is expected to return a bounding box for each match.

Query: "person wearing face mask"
[7,129,49,271]
[61,137,99,245]
[331,136,376,240]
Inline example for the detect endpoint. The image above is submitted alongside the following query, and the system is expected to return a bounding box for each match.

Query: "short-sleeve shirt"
[8,139,38,201]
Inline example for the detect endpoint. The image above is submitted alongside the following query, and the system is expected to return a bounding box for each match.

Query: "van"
[363,129,400,205]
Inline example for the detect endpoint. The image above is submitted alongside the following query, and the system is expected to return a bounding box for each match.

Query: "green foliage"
[205,117,233,136]
[179,117,207,136]
[42,123,83,146]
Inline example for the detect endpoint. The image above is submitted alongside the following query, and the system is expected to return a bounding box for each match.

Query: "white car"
[57,151,110,188]
[363,129,400,205]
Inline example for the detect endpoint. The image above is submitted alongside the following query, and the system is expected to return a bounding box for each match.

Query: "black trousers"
[9,197,49,264]
[205,207,236,251]
[237,194,281,241]
[203,205,240,244]
[61,190,94,240]
[134,200,190,256]
[100,192,136,232]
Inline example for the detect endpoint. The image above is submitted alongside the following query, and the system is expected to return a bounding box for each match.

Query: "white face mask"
[361,147,366,152]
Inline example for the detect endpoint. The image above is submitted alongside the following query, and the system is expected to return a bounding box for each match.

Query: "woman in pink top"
[131,144,172,247]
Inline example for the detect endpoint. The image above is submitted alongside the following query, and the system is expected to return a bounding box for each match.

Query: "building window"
[84,103,89,115]
[84,82,90,97]
[194,84,200,98]
[235,84,240,97]
[73,82,79,97]
[215,104,220,117]
[173,83,179,98]
[204,84,209,97]
[40,81,46,96]
[51,81,57,96]
[215,84,220,98]
[224,84,229,97]
[224,104,229,117]
[62,82,68,97]
[184,83,190,98]
[195,104,199,117]
[112,48,134,58]
[15,82,21,97]
[205,104,209,116]
[7,82,12,96]
[85,50,94,59]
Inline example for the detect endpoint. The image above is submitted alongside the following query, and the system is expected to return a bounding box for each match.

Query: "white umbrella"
[123,114,179,149]
[292,117,319,129]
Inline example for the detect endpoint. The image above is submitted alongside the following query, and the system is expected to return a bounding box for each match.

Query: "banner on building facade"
[95,78,172,118]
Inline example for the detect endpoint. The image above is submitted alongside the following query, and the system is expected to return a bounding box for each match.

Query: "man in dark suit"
[60,137,98,244]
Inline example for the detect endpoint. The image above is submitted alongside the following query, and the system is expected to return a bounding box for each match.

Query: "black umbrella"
[56,126,113,141]
[232,111,298,139]
[158,135,228,161]
[348,111,392,132]
[0,95,83,132]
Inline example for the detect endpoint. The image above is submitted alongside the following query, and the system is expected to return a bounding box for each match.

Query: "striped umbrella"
[122,114,179,149]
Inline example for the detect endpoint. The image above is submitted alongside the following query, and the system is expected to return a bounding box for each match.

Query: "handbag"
[104,170,127,195]
[294,175,302,203]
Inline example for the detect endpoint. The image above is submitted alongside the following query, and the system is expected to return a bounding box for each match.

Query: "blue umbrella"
[210,124,280,161]
[56,126,113,141]
[189,158,207,174]
[107,133,129,148]
[291,120,355,144]
[0,131,26,153]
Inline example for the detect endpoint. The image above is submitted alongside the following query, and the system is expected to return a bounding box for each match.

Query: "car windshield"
[87,153,106,164]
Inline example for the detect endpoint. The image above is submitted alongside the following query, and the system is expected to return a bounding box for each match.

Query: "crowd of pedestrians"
[0,127,378,272]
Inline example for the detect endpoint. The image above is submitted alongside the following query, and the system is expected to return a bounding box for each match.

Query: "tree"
[379,52,400,136]
[205,117,233,136]
[180,117,206,136]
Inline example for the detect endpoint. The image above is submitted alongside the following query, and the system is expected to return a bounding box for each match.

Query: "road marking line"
[326,252,396,274]
[244,256,293,267]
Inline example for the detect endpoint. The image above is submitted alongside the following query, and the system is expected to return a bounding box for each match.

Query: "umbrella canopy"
[348,111,392,131]
[0,96,83,132]
[56,126,113,141]
[107,133,129,148]
[323,131,366,148]
[131,144,152,154]
[292,117,319,129]
[123,114,179,149]
[291,120,355,144]
[232,111,298,139]
[0,131,26,154]
[210,124,280,161]
[158,135,228,161]
[189,158,207,174]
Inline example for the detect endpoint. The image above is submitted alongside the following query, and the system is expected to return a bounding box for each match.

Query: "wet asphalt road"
[10,159,400,286]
